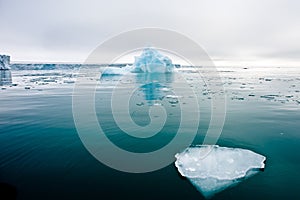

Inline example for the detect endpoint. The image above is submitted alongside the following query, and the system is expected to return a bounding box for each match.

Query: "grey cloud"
[0,0,299,65]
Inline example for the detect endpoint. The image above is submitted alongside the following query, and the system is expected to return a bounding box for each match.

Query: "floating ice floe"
[102,65,133,75]
[165,94,182,99]
[175,145,266,198]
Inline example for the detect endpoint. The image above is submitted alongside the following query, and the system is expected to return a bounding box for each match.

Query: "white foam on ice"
[175,145,266,198]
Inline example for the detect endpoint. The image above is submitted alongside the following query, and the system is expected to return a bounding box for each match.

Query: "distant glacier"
[9,63,130,70]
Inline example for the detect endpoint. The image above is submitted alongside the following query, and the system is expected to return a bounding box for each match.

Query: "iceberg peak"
[133,47,174,73]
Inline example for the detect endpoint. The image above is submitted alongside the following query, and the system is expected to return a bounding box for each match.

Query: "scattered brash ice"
[175,145,266,198]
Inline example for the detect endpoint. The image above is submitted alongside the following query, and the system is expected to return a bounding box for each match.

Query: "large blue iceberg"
[102,47,174,75]
[133,47,174,73]
[175,145,266,198]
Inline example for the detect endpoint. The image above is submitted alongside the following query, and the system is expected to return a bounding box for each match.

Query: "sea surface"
[0,66,299,199]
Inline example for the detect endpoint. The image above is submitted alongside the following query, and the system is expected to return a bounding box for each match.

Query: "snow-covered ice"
[175,145,266,198]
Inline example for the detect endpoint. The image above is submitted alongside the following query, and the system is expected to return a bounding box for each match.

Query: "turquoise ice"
[133,47,174,73]
[102,47,174,75]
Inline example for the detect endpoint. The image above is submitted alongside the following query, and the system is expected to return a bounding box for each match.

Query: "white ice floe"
[101,65,133,75]
[165,95,182,99]
[175,145,266,198]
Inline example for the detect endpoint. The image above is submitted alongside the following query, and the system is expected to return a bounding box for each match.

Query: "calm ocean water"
[0,67,299,199]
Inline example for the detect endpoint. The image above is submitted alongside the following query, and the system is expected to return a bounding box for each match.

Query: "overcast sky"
[0,0,299,66]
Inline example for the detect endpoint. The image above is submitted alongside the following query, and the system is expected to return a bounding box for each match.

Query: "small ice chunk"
[136,102,144,106]
[102,65,133,75]
[175,145,266,198]
[63,79,75,84]
[165,95,182,99]
[43,78,56,82]
[160,87,170,92]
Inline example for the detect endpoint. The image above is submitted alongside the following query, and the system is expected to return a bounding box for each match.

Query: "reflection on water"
[136,73,174,104]
[0,70,12,86]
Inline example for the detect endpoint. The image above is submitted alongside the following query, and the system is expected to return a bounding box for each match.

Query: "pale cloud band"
[0,0,299,66]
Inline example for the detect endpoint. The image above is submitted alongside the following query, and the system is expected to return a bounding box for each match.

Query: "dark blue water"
[0,68,300,199]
